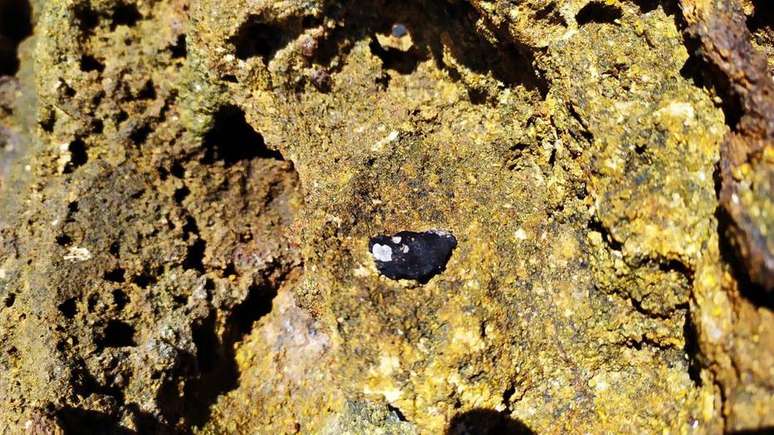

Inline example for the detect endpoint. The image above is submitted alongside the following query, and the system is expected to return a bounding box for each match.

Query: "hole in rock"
[63,138,88,173]
[748,0,774,33]
[170,34,187,58]
[74,5,99,32]
[231,284,277,338]
[80,54,105,73]
[129,123,151,145]
[132,271,157,289]
[0,0,32,76]
[631,0,661,14]
[368,36,424,75]
[56,234,72,246]
[446,409,534,435]
[136,80,156,100]
[112,288,128,310]
[231,17,286,61]
[58,297,77,319]
[576,2,623,25]
[4,292,15,308]
[183,238,206,272]
[98,319,136,348]
[111,3,142,29]
[173,186,190,203]
[109,241,121,257]
[202,104,284,165]
[103,268,126,283]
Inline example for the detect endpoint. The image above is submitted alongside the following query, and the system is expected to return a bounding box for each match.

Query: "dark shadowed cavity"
[0,0,33,76]
[446,409,534,435]
[202,105,284,166]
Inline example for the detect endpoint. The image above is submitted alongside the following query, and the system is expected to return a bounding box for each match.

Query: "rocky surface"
[0,0,771,433]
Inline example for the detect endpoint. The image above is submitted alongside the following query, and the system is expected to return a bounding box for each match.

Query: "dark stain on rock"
[369,230,457,283]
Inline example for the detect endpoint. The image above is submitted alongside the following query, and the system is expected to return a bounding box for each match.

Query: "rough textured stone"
[0,0,771,433]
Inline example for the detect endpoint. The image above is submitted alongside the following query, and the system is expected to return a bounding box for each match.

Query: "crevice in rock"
[658,258,694,280]
[747,1,774,76]
[56,234,73,247]
[231,284,277,339]
[728,428,774,434]
[71,358,126,401]
[75,2,143,34]
[683,312,702,385]
[678,38,743,130]
[387,404,408,422]
[136,80,156,101]
[621,289,687,321]
[504,142,530,170]
[109,241,121,257]
[67,200,79,215]
[501,383,517,412]
[183,236,206,273]
[74,5,100,33]
[566,103,594,142]
[587,218,624,252]
[184,283,282,429]
[716,208,773,309]
[180,216,197,242]
[622,335,681,352]
[173,186,190,204]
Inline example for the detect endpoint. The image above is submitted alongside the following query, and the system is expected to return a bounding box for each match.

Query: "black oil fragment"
[369,230,457,283]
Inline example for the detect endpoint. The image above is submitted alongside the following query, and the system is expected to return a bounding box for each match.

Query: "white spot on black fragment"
[369,230,457,283]
[372,244,393,262]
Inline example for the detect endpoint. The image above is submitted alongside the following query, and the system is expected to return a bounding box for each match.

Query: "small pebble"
[299,35,317,58]
[369,230,457,283]
[311,68,331,91]
[391,23,408,38]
